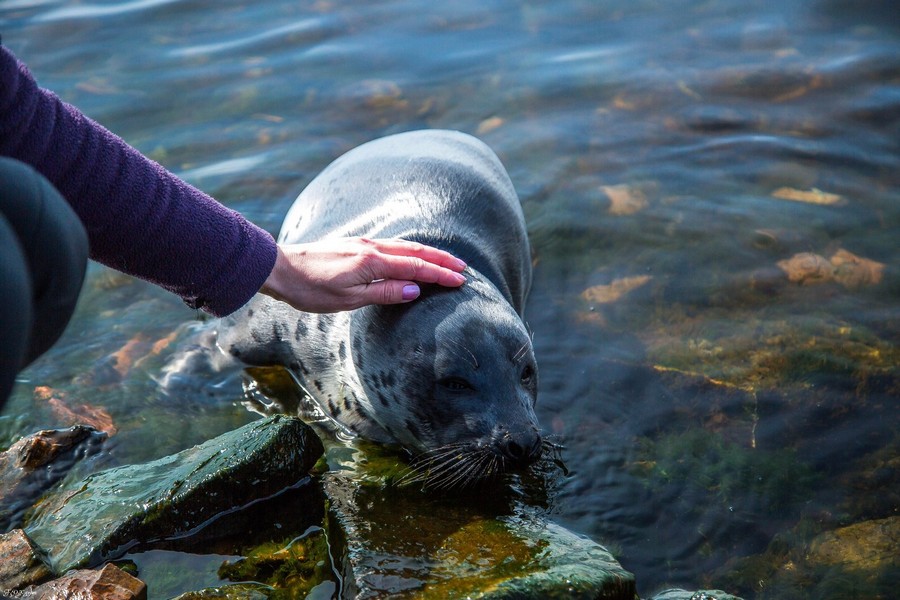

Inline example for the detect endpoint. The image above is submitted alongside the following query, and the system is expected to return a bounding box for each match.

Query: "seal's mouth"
[397,436,555,492]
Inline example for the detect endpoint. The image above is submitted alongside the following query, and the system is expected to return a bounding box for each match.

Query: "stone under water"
[320,442,637,600]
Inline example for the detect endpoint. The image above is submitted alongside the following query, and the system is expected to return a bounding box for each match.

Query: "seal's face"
[351,278,542,489]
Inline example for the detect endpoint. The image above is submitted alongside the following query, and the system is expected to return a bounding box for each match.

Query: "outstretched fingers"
[366,238,467,272]
[363,238,468,288]
[260,238,468,313]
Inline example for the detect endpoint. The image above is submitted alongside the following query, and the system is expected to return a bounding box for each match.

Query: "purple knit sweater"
[0,45,278,317]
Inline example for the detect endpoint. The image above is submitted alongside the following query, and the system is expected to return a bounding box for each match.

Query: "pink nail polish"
[402,284,420,300]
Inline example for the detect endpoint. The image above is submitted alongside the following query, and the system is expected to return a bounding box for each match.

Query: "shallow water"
[2,0,898,597]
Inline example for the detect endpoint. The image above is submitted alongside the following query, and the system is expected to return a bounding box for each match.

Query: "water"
[2,0,898,597]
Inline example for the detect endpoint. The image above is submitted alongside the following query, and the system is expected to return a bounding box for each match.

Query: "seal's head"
[349,273,542,490]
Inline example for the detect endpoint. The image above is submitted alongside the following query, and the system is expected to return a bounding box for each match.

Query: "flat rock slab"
[323,470,636,599]
[24,415,323,574]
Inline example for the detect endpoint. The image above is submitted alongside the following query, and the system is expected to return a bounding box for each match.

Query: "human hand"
[259,237,467,313]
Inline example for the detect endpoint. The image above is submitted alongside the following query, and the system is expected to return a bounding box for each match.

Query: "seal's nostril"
[507,439,524,459]
[500,430,543,466]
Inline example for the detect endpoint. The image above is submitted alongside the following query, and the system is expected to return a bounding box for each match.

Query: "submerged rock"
[775,248,885,288]
[713,515,899,599]
[321,443,636,599]
[0,425,107,531]
[807,516,899,577]
[649,590,744,600]
[171,582,280,599]
[216,526,335,597]
[24,415,323,574]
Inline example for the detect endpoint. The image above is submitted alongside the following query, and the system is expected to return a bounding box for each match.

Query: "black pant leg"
[0,157,88,411]
[0,212,32,406]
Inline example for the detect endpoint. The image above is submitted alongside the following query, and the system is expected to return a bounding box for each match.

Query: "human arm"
[0,43,275,316]
[0,44,465,316]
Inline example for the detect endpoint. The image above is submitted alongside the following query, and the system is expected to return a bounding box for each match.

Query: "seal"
[209,130,540,489]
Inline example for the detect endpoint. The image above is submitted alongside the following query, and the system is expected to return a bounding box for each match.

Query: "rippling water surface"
[2,0,898,598]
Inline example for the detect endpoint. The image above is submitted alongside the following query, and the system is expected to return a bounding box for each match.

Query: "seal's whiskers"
[438,449,493,491]
[397,442,471,486]
[398,441,511,491]
[444,338,479,370]
[512,341,530,363]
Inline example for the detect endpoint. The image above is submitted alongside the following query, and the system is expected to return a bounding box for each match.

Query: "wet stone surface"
[17,563,147,600]
[0,426,107,532]
[0,529,53,592]
[22,415,323,574]
[320,442,636,600]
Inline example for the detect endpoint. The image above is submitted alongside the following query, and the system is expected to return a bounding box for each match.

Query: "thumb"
[366,280,421,305]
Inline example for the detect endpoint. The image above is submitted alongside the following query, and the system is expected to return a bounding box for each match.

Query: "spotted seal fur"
[179,130,542,488]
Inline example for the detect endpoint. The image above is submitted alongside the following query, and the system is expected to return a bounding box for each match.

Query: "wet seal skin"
[178,130,542,489]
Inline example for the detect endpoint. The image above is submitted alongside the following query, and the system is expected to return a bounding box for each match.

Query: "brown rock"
[2,426,99,471]
[24,564,146,600]
[806,516,899,574]
[1,426,107,531]
[776,252,834,285]
[602,184,648,216]
[771,186,843,205]
[34,387,118,436]
[775,249,884,288]
[581,275,652,304]
[830,248,884,288]
[0,529,52,591]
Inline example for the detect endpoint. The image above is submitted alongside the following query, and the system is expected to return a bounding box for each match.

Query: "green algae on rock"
[217,526,335,597]
[171,582,280,600]
[713,516,900,600]
[807,517,900,580]
[320,441,636,599]
[631,429,819,517]
[24,415,323,574]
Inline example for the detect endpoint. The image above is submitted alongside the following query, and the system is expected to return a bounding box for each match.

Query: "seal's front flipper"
[157,296,299,395]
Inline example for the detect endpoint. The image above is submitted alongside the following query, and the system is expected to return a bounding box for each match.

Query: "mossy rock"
[714,516,899,599]
[24,415,323,573]
[171,582,277,600]
[217,526,334,597]
[321,442,636,599]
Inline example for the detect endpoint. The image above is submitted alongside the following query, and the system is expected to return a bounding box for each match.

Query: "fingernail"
[402,284,420,300]
[454,258,467,270]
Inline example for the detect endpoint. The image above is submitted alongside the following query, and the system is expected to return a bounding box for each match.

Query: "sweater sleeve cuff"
[188,224,279,317]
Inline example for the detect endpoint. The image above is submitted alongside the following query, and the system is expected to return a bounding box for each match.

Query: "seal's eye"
[439,377,473,392]
[520,364,535,384]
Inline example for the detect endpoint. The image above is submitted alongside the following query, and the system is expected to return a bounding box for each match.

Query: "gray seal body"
[216,130,541,483]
